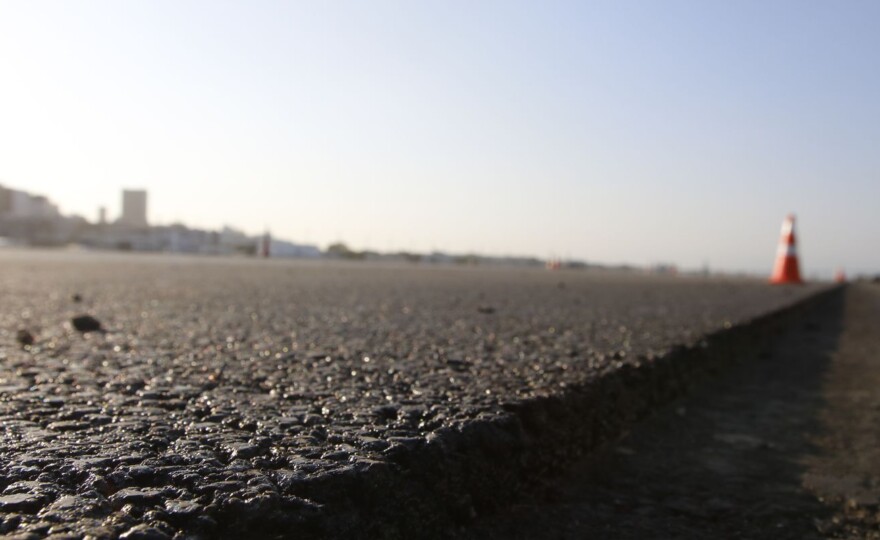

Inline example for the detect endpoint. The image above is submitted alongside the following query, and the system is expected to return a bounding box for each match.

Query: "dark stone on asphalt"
[46,495,91,512]
[47,421,89,432]
[15,329,34,347]
[0,515,22,534]
[226,443,261,460]
[72,293,83,303]
[118,524,171,540]
[371,405,399,420]
[164,499,203,517]
[111,488,166,506]
[71,314,102,333]
[446,358,472,371]
[0,493,43,513]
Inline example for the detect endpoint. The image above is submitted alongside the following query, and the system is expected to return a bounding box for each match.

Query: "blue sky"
[1,1,878,276]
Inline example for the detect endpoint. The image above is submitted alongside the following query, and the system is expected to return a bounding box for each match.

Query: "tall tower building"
[119,189,148,228]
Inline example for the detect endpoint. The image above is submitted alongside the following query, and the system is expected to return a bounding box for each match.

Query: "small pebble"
[16,329,35,347]
[119,524,171,540]
[71,315,102,333]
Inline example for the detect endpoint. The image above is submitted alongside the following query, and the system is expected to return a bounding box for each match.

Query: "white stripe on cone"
[781,220,793,235]
[777,244,797,257]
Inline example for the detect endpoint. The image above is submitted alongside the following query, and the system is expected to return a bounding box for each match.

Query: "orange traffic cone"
[834,268,846,283]
[770,214,803,284]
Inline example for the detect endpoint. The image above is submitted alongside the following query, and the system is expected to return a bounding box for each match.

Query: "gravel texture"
[0,251,827,538]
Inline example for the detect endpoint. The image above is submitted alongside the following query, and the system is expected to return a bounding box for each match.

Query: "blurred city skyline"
[1,1,879,277]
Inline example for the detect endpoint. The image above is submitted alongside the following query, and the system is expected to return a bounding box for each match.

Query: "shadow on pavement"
[456,288,847,539]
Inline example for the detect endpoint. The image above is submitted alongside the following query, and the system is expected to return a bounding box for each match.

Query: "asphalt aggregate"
[0,251,826,539]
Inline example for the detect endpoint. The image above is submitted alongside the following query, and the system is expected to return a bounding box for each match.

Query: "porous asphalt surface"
[0,251,826,539]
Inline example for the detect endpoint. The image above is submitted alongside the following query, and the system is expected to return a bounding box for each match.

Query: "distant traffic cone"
[834,268,846,283]
[770,214,803,284]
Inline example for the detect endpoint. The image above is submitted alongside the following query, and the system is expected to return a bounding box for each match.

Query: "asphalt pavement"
[0,252,828,538]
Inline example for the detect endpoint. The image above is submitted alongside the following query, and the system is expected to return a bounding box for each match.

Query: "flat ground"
[457,283,880,539]
[0,251,827,538]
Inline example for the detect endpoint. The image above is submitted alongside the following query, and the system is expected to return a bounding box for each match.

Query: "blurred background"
[1,0,878,277]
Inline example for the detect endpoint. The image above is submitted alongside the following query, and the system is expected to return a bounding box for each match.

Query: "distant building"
[119,189,148,228]
[0,185,12,215]
[0,187,60,219]
[0,184,68,245]
[10,191,33,217]
[29,195,59,219]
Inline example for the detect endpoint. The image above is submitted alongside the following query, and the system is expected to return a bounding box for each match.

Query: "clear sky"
[1,1,878,276]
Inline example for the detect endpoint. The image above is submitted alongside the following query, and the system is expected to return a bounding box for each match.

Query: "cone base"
[770,256,803,284]
[770,277,804,285]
